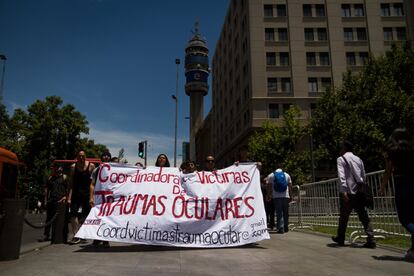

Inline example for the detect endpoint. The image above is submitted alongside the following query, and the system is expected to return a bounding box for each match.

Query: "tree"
[2,96,108,207]
[249,105,312,185]
[312,43,414,172]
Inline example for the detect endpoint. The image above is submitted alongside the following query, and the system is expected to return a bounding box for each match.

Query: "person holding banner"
[89,151,112,248]
[155,154,170,167]
[235,145,262,170]
[67,151,95,244]
[205,155,217,172]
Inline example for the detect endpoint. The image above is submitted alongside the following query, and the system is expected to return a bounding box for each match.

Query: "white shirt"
[267,169,292,199]
[337,152,366,194]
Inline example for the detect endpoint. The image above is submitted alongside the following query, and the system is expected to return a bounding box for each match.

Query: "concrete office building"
[194,0,412,167]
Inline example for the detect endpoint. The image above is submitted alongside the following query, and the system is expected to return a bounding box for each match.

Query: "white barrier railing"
[289,170,409,242]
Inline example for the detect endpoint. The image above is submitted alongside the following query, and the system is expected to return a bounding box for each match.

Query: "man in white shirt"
[267,165,292,234]
[332,141,376,248]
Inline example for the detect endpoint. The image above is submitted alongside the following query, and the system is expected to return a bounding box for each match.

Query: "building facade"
[195,0,412,168]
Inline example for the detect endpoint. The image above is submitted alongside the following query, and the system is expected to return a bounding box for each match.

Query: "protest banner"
[76,163,270,247]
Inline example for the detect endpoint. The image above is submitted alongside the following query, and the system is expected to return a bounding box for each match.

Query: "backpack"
[273,170,288,193]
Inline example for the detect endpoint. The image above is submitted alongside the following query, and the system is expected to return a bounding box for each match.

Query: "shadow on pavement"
[74,242,266,253]
[326,243,350,248]
[372,256,414,263]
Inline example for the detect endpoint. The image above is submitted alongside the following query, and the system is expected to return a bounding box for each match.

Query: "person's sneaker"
[80,238,88,244]
[331,236,345,246]
[362,242,376,249]
[405,249,414,260]
[277,229,284,234]
[102,241,110,248]
[69,237,81,245]
[37,236,50,242]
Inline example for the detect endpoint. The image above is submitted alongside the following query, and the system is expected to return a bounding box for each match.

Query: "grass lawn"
[297,225,410,250]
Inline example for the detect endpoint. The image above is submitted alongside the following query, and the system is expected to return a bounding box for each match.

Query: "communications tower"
[185,23,209,161]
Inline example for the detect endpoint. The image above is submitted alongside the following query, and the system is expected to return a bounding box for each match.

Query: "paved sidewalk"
[1,231,412,276]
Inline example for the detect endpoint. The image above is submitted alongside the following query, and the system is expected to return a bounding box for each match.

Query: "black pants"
[265,200,275,228]
[336,193,375,242]
[44,201,68,240]
[394,175,414,249]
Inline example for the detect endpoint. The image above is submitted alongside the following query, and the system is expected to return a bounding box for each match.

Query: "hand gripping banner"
[76,163,270,247]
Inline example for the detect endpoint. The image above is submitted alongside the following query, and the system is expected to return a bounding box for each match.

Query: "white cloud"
[88,123,184,167]
[5,100,26,113]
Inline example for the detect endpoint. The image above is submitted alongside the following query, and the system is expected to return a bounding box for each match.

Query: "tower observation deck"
[185,22,209,161]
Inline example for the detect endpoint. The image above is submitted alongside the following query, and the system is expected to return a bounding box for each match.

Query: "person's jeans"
[273,198,289,232]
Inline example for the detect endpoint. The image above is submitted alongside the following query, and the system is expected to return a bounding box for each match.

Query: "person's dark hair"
[341,140,353,152]
[155,154,170,167]
[384,128,413,173]
[385,128,413,154]
[101,151,111,159]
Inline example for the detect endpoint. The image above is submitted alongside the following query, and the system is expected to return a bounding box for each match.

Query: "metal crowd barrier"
[289,170,410,243]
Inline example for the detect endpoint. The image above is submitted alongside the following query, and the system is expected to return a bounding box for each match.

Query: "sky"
[0,0,230,166]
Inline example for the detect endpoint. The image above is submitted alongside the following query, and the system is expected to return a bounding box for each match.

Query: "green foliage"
[312,43,414,172]
[249,105,312,185]
[0,96,108,207]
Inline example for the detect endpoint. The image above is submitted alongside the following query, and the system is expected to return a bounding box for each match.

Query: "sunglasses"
[206,160,215,163]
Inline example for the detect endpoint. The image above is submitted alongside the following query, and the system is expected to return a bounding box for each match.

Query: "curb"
[20,242,52,256]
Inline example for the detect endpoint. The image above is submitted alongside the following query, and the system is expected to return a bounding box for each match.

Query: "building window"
[359,52,369,65]
[280,52,289,66]
[278,28,288,41]
[264,5,273,17]
[396,27,407,40]
[317,28,327,41]
[341,4,351,17]
[304,28,314,41]
[265,28,275,41]
[394,3,404,16]
[303,4,312,17]
[282,104,292,114]
[383,27,393,41]
[266,53,276,66]
[381,4,391,17]
[315,4,325,17]
[269,104,279,119]
[281,78,291,92]
[308,78,318,92]
[344,28,354,41]
[310,103,317,117]
[319,52,330,66]
[354,4,364,17]
[267,78,278,93]
[307,52,316,66]
[321,78,332,91]
[346,52,356,66]
[356,28,367,41]
[276,4,287,17]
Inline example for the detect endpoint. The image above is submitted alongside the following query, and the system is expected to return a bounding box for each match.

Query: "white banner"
[76,163,270,247]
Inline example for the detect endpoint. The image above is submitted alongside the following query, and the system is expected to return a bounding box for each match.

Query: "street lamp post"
[172,58,180,167]
[0,54,7,105]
